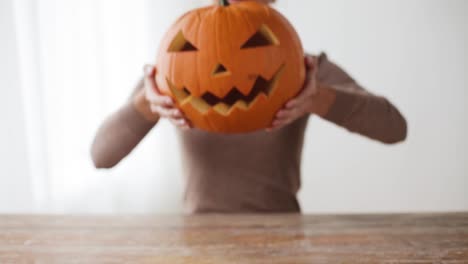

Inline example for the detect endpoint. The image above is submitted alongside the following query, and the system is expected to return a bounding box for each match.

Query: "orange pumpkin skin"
[156,1,305,133]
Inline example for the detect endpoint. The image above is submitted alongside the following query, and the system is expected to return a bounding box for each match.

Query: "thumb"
[144,64,157,77]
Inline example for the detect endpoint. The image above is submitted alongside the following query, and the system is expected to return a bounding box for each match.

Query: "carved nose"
[212,63,229,76]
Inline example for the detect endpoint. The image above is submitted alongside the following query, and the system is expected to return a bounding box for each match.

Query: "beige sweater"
[91,53,407,213]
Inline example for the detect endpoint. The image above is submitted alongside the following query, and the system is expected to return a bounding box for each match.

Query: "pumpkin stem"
[219,0,230,6]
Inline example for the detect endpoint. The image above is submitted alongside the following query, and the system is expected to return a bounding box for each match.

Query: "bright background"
[1,0,467,214]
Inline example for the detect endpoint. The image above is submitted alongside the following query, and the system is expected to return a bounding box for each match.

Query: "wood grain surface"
[0,213,467,263]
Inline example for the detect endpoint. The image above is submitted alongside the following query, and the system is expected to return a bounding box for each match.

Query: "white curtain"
[13,0,209,213]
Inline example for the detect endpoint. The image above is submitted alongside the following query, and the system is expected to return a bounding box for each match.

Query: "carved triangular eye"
[168,31,198,52]
[241,24,279,49]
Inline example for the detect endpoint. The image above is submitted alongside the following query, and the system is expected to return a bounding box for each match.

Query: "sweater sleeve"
[317,53,407,144]
[90,79,157,169]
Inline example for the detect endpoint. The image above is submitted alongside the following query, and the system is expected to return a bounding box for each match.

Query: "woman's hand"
[268,55,319,131]
[144,65,191,130]
[268,54,335,131]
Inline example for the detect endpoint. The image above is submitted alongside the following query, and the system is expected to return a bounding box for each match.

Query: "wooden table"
[0,213,467,263]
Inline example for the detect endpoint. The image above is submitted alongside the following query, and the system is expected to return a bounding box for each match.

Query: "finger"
[286,83,317,111]
[285,90,312,108]
[307,74,318,96]
[275,108,297,119]
[269,117,285,129]
[171,117,192,130]
[308,57,318,78]
[273,108,306,127]
[151,105,182,118]
[311,81,318,95]
[144,64,157,90]
[273,110,297,126]
[179,124,191,130]
[270,119,292,131]
[171,117,189,127]
[184,118,193,129]
[268,116,287,130]
[287,90,315,110]
[305,55,318,71]
[305,55,315,69]
[148,94,175,107]
[287,78,316,110]
[285,86,312,108]
[143,65,161,99]
[285,98,302,109]
[144,67,176,107]
[275,109,288,118]
[268,111,288,131]
[172,117,186,126]
[161,107,182,119]
[305,56,319,83]
[171,117,187,126]
[144,64,155,76]
[280,107,303,121]
[272,118,292,128]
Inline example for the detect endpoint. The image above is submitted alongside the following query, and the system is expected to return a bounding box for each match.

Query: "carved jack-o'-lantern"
[156,0,305,133]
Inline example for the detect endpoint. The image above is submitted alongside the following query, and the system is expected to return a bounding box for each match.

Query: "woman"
[91,0,407,213]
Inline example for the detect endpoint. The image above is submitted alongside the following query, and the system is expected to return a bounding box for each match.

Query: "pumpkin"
[156,0,305,133]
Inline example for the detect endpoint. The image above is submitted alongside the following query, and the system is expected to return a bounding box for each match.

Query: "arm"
[91,65,191,169]
[316,53,407,144]
[90,79,159,169]
[271,53,407,144]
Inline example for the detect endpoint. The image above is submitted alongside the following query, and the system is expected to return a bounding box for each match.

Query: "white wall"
[1,0,467,214]
[275,0,468,213]
[0,0,33,212]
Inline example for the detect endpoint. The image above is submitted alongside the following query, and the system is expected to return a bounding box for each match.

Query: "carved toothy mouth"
[166,64,285,115]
